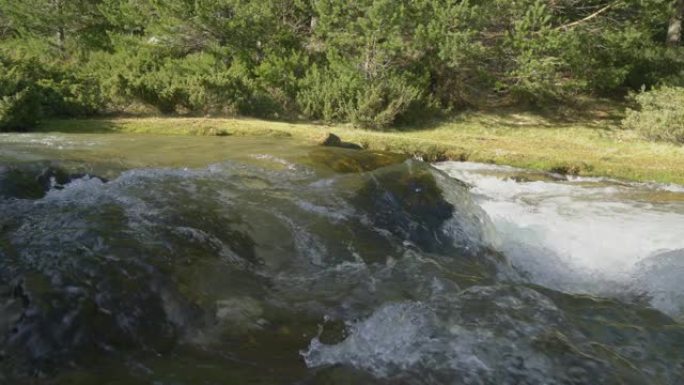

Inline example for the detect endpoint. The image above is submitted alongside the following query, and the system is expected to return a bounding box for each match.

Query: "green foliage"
[0,59,59,130]
[0,55,35,129]
[0,54,104,131]
[85,39,284,116]
[297,62,424,128]
[0,79,42,131]
[0,0,682,129]
[623,86,684,144]
[0,0,112,54]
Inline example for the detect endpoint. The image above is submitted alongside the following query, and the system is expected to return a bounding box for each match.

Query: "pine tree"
[0,0,110,55]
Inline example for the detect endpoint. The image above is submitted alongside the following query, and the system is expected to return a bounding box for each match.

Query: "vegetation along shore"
[38,105,684,185]
[2,0,683,183]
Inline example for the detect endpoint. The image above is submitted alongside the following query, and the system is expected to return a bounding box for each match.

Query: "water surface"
[1,133,683,384]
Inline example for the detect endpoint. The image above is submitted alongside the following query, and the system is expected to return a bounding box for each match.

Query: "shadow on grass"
[35,96,628,136]
[37,119,123,134]
[482,100,626,129]
[393,97,628,133]
[391,117,446,132]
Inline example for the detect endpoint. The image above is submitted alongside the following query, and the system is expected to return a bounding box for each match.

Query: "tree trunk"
[57,27,65,53]
[49,0,67,54]
[667,0,684,46]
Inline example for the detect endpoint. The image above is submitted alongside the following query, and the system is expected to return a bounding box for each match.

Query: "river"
[1,133,683,384]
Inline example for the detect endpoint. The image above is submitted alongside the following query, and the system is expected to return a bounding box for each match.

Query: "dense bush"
[297,62,425,128]
[82,38,290,117]
[0,0,682,129]
[623,87,684,144]
[0,58,43,130]
[0,89,41,131]
[0,54,104,131]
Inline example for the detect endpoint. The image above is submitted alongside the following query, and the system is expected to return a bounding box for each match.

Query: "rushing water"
[434,162,684,317]
[1,133,683,384]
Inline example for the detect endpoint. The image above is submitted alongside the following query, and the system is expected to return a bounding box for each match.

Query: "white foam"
[435,161,684,311]
[302,291,564,383]
[302,302,437,377]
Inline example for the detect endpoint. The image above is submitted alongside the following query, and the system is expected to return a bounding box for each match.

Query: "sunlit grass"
[39,112,684,184]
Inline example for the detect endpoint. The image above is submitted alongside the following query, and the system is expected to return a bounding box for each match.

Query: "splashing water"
[1,133,684,385]
[434,161,684,312]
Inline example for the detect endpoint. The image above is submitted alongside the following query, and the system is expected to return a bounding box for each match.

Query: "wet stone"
[318,318,348,345]
[307,147,407,174]
[352,164,456,253]
[0,163,107,200]
[320,133,363,150]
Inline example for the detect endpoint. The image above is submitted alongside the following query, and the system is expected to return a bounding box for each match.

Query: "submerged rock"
[0,165,63,199]
[308,147,407,173]
[507,172,566,183]
[304,285,684,385]
[0,163,107,199]
[352,165,455,253]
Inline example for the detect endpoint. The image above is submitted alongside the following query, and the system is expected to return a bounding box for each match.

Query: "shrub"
[0,59,46,131]
[0,88,42,131]
[297,62,424,129]
[622,87,684,144]
[88,42,284,118]
[0,56,105,131]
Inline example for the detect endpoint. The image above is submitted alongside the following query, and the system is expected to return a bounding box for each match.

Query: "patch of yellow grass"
[39,113,684,184]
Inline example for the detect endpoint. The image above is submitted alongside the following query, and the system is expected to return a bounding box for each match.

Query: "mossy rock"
[307,147,407,174]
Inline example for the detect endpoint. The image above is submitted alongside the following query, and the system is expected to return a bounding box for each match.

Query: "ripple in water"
[1,135,683,384]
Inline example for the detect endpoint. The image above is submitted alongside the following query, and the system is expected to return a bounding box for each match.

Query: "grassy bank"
[37,111,684,185]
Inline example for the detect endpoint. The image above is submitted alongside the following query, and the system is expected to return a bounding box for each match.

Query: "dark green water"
[0,134,683,384]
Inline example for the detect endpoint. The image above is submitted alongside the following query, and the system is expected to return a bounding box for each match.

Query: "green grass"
[37,110,684,184]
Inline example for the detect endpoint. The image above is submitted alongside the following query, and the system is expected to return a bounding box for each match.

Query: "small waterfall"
[435,161,684,316]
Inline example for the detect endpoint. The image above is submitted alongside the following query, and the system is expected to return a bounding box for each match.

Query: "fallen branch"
[553,1,621,31]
